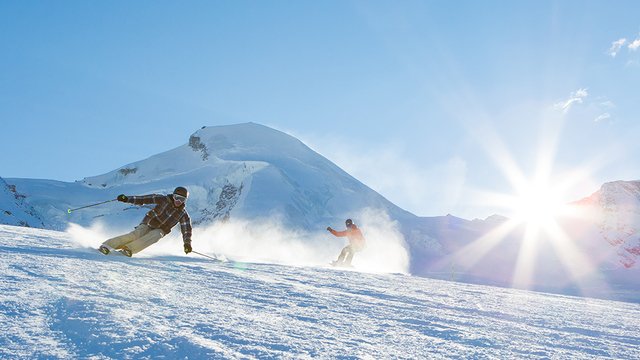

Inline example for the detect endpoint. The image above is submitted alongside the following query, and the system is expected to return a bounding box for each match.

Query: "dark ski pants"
[102,224,164,254]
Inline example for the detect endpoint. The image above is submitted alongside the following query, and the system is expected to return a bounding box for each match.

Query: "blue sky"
[2,1,639,219]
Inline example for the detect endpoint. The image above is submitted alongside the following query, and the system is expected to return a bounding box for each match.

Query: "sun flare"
[449,114,609,296]
[511,180,568,229]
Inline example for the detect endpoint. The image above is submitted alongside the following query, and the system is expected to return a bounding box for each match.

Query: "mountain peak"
[599,180,640,197]
[65,123,403,230]
[188,123,307,161]
[572,179,640,268]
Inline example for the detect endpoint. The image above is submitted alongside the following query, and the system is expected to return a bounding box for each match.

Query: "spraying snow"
[66,207,411,274]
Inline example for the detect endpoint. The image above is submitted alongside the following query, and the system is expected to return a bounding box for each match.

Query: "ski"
[97,245,129,257]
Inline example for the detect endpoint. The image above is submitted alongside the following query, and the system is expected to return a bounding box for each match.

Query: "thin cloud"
[594,113,611,123]
[629,38,640,51]
[598,100,616,109]
[554,88,588,113]
[608,38,627,57]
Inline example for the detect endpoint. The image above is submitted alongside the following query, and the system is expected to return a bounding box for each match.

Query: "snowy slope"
[1,225,639,359]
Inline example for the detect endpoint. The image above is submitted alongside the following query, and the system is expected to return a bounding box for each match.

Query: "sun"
[438,95,611,297]
[444,107,608,293]
[510,179,568,229]
[452,164,601,294]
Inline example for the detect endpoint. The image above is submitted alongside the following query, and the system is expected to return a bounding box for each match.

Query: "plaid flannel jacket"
[127,194,192,244]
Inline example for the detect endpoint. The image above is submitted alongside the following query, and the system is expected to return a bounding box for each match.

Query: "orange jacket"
[329,224,365,248]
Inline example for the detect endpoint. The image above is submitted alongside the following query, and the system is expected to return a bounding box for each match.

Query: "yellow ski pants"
[102,224,164,254]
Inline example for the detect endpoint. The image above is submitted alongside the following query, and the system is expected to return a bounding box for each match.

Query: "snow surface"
[2,224,639,359]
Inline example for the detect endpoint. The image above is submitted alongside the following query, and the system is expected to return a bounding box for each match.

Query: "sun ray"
[543,220,612,297]
[511,225,541,289]
[448,219,521,271]
[469,123,529,191]
[442,99,624,298]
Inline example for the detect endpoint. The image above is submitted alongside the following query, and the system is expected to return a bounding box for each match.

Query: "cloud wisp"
[608,38,627,57]
[554,88,589,113]
[554,89,618,124]
[594,113,611,123]
[607,34,640,58]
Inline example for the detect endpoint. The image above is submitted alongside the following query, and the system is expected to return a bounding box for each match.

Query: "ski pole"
[192,250,219,261]
[67,199,118,214]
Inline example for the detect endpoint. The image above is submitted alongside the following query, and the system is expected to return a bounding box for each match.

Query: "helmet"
[173,186,189,198]
[345,219,353,227]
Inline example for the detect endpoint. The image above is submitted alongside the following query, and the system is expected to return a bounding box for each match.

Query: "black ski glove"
[327,227,332,232]
[184,242,192,254]
[117,194,129,202]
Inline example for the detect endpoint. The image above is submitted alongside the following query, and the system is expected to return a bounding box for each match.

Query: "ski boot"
[118,247,132,257]
[98,245,110,255]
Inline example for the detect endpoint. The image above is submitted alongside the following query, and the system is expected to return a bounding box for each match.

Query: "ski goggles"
[173,194,187,203]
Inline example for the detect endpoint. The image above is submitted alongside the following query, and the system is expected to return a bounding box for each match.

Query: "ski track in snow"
[1,225,639,359]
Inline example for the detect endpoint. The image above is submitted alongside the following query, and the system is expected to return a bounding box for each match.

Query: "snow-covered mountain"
[1,224,639,359]
[6,123,414,231]
[2,123,639,301]
[0,176,46,228]
[574,180,640,268]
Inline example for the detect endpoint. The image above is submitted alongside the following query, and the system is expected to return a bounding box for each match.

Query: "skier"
[98,186,193,257]
[327,218,366,266]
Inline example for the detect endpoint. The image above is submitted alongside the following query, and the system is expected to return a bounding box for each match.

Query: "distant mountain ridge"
[2,123,639,301]
[574,180,640,268]
[0,177,46,228]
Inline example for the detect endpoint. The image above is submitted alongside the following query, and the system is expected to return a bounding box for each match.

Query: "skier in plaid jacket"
[99,186,193,257]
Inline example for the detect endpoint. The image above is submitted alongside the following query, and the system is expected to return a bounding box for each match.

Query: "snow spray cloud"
[182,208,410,273]
[65,213,339,264]
[181,208,409,274]
[186,215,337,266]
[65,209,410,274]
[344,208,410,274]
[66,222,115,249]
